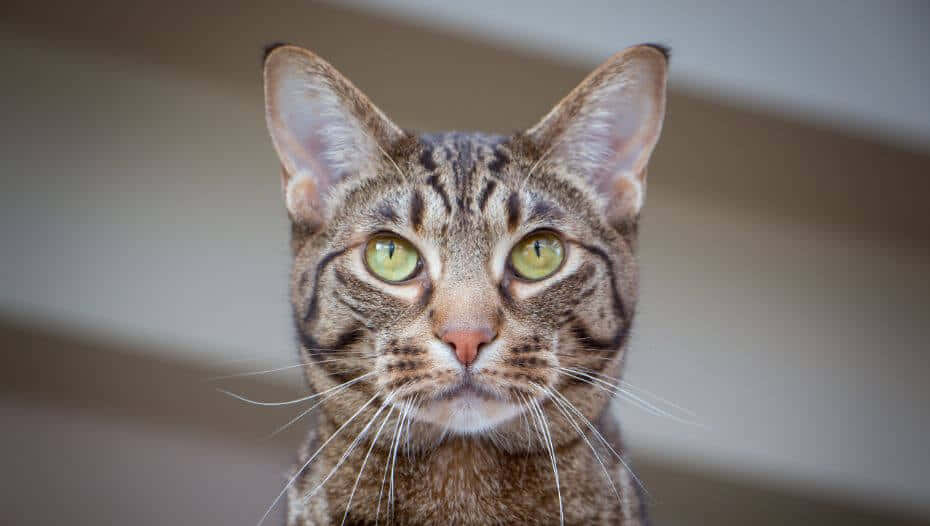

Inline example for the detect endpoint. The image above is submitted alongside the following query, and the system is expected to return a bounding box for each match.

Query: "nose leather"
[441,328,494,366]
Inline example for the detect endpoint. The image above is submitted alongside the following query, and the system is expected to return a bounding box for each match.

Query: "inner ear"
[263,44,406,228]
[527,44,668,224]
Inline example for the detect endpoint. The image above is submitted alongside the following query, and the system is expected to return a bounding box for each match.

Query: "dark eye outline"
[506,229,567,282]
[362,232,424,284]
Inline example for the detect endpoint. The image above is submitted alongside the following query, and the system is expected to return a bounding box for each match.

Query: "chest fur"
[287,419,645,526]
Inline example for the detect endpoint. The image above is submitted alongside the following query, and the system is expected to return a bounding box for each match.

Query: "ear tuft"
[641,43,671,61]
[526,44,668,224]
[262,42,293,67]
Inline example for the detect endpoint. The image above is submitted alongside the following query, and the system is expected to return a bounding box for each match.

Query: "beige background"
[2,2,929,524]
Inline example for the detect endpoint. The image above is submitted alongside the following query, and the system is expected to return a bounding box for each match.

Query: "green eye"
[510,232,564,281]
[365,235,420,282]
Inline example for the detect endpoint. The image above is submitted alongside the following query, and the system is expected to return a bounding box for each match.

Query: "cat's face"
[265,45,666,438]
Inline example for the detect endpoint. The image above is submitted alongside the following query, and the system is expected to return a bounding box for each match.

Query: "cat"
[261,42,668,526]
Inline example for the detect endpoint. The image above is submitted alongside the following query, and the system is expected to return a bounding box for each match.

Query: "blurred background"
[2,1,929,524]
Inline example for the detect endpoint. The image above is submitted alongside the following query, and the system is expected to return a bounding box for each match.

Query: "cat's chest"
[332,445,619,526]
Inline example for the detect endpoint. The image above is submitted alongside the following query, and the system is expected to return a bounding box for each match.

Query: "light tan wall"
[2,1,929,519]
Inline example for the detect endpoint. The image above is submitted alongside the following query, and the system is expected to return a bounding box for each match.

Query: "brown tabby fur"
[262,43,668,526]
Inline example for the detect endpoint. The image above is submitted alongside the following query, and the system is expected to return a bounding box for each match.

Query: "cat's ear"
[526,44,668,223]
[264,44,406,227]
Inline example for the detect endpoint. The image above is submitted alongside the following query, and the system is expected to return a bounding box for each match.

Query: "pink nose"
[441,328,494,366]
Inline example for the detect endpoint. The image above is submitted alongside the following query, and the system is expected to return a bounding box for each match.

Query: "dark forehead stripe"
[477,179,497,212]
[488,147,510,172]
[506,191,521,232]
[409,189,425,231]
[419,132,511,216]
[450,133,477,195]
[376,202,398,223]
[419,146,437,172]
[425,174,452,213]
[528,199,565,223]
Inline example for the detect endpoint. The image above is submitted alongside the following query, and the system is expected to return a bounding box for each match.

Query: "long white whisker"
[262,382,353,441]
[572,367,700,419]
[388,400,412,523]
[375,401,405,526]
[342,405,396,526]
[547,387,649,496]
[524,393,545,451]
[305,393,393,501]
[538,383,622,504]
[401,394,420,457]
[254,391,380,526]
[519,394,533,451]
[559,369,667,418]
[561,368,701,427]
[219,372,374,407]
[206,362,311,381]
[526,395,563,525]
[206,358,367,382]
[559,369,656,411]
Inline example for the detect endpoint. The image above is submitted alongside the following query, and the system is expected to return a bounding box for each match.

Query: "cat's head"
[264,44,667,440]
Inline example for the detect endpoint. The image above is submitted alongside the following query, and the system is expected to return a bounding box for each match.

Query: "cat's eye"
[509,231,564,281]
[365,234,421,283]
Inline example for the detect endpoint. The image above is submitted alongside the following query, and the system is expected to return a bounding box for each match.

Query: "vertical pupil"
[387,239,395,259]
[533,239,541,258]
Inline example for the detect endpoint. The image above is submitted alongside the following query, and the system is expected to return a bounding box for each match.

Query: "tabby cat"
[262,42,668,525]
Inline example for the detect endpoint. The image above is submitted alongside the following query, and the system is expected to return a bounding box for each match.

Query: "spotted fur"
[263,43,668,525]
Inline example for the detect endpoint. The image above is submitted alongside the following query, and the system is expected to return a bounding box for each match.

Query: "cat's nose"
[441,327,494,366]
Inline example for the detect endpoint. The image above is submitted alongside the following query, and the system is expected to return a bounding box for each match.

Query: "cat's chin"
[411,389,525,434]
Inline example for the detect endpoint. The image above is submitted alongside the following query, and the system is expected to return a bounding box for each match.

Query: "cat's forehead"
[392,133,509,256]
[329,130,600,260]
[416,132,511,174]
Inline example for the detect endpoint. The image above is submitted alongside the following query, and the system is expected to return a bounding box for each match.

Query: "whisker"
[546,387,649,496]
[388,399,413,523]
[401,394,421,457]
[558,369,661,416]
[377,142,408,180]
[219,372,374,407]
[342,405,396,526]
[518,395,533,451]
[262,374,372,440]
[535,383,622,505]
[304,393,393,501]
[553,350,618,362]
[560,368,702,427]
[375,401,406,526]
[254,391,381,526]
[533,396,564,525]
[558,368,664,416]
[302,347,371,355]
[573,367,700,419]
[205,358,360,382]
[520,139,557,193]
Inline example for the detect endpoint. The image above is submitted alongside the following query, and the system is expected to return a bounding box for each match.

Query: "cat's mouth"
[434,378,497,402]
[411,373,524,433]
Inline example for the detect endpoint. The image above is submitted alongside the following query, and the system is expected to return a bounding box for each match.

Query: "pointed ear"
[526,44,668,224]
[263,44,406,227]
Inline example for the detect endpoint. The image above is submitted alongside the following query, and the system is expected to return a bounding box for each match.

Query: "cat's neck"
[299,406,643,525]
